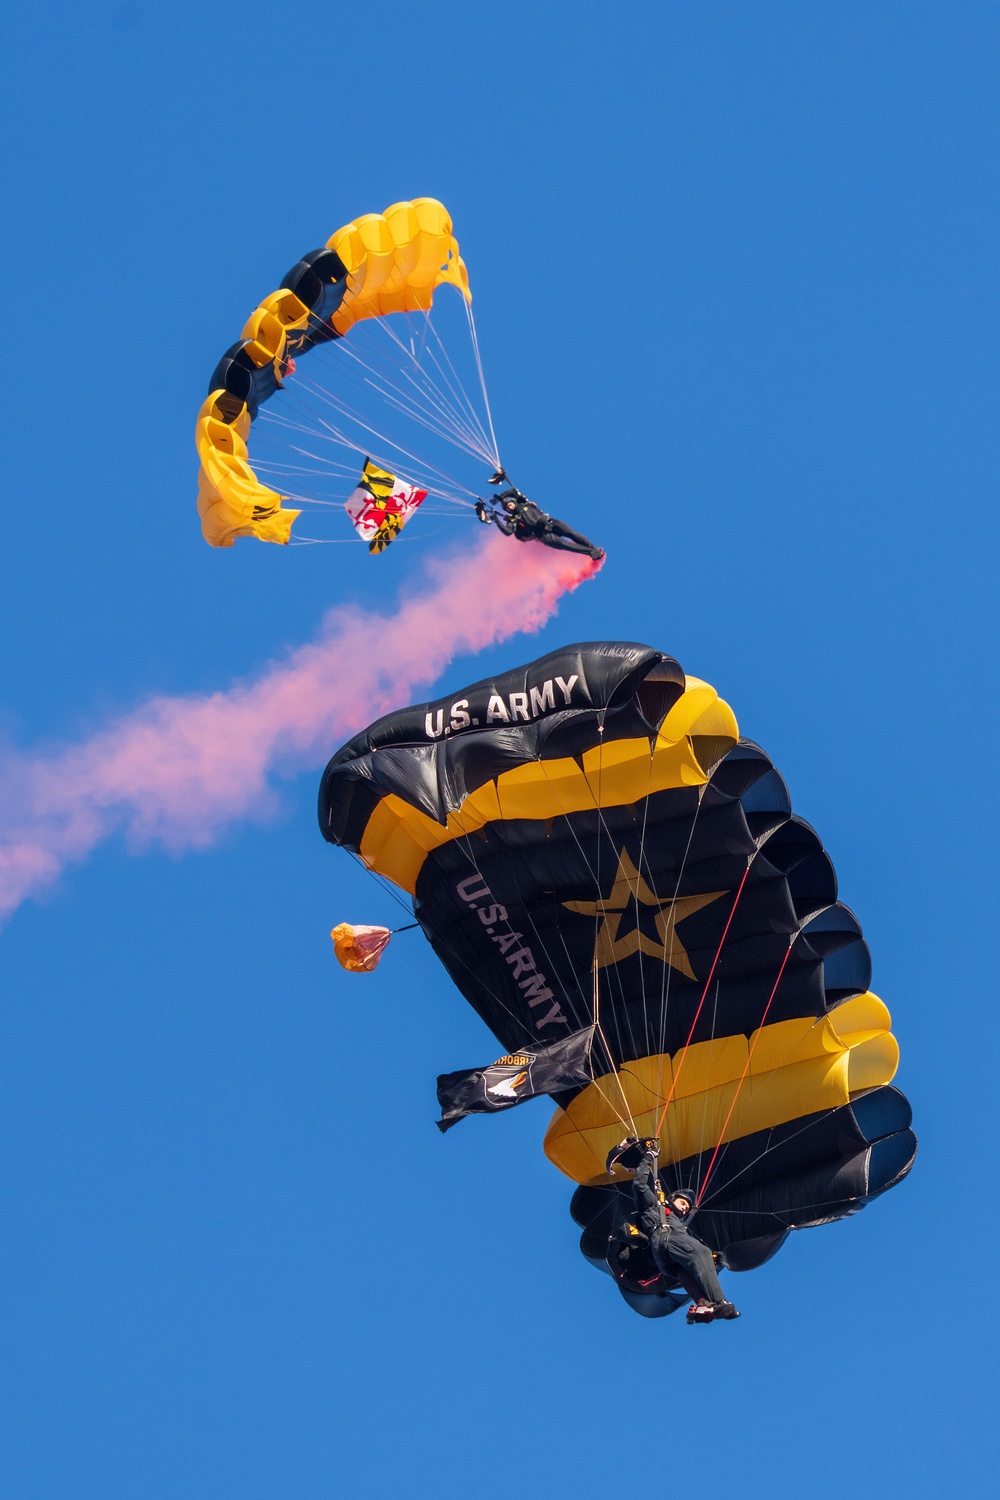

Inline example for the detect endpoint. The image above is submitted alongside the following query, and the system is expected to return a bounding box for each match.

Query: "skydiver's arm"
[493,514,516,536]
[631,1151,660,1215]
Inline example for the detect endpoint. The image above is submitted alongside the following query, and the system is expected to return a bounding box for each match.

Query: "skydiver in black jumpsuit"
[626,1139,740,1323]
[475,475,604,560]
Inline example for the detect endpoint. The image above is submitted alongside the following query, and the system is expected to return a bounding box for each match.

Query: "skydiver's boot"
[711,1300,741,1320]
[590,547,605,561]
[686,1300,715,1325]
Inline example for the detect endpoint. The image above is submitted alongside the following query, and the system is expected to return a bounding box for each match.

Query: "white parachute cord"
[411,302,500,465]
[412,314,498,463]
[377,306,498,464]
[365,319,497,462]
[287,449,473,509]
[262,372,481,493]
[258,399,478,504]
[253,429,475,505]
[464,301,501,468]
[285,379,479,500]
[363,378,493,465]
[592,963,638,1138]
[334,335,493,461]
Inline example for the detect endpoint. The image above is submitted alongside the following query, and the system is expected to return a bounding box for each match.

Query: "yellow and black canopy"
[319,642,915,1312]
[196,198,470,548]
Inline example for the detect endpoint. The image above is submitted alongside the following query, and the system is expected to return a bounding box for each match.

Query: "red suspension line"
[695,937,795,1207]
[654,861,752,1141]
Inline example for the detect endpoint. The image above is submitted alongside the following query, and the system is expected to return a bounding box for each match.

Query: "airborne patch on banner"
[345,458,428,554]
[436,1026,595,1133]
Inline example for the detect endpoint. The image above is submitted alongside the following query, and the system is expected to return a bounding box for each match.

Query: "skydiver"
[475,472,604,561]
[611,1137,740,1324]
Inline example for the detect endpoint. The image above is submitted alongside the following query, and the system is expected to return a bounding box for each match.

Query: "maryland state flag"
[345,458,428,554]
[436,1027,595,1133]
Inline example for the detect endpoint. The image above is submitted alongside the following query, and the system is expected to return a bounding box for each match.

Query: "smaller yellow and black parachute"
[196,199,471,549]
[318,641,916,1318]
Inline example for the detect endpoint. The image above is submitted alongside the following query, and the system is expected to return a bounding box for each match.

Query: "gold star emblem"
[563,848,726,979]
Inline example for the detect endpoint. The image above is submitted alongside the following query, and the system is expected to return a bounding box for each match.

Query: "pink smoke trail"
[0,533,600,920]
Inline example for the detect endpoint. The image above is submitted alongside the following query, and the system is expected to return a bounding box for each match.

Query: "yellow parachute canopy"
[196,199,471,549]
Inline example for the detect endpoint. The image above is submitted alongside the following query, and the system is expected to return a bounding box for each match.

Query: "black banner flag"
[436,1026,595,1133]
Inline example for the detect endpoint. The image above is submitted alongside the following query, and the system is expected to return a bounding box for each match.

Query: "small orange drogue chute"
[330,923,393,973]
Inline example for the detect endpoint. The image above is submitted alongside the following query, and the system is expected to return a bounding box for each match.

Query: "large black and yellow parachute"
[319,643,915,1316]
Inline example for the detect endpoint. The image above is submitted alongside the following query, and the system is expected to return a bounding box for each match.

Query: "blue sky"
[1,3,997,1495]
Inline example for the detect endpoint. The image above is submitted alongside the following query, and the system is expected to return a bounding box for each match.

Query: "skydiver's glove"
[642,1137,660,1158]
[475,500,492,524]
[606,1137,646,1175]
[488,469,508,486]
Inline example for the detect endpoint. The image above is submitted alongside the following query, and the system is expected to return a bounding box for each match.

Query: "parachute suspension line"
[591,960,638,1138]
[264,385,470,491]
[372,381,492,466]
[530,746,629,1053]
[695,935,796,1207]
[377,308,498,466]
[367,307,489,454]
[464,300,501,468]
[584,710,644,1065]
[692,936,803,1206]
[345,315,478,444]
[310,302,494,466]
[692,975,722,1190]
[654,784,707,1077]
[286,535,365,545]
[259,409,476,515]
[421,306,499,466]
[345,850,416,918]
[348,839,541,1046]
[336,334,494,465]
[631,729,666,1098]
[589,712,640,1065]
[653,858,753,1142]
[281,453,472,509]
[274,380,479,500]
[699,1012,835,1198]
[582,709,653,1075]
[284,454,471,509]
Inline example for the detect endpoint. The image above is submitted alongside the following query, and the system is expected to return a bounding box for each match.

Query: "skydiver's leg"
[648,1229,704,1302]
[658,1228,726,1304]
[539,519,599,555]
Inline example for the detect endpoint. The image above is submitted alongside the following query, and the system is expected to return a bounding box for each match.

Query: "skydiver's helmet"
[668,1187,696,1218]
[503,498,517,513]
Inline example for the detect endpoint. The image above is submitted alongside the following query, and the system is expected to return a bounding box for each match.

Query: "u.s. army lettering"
[455,874,569,1030]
